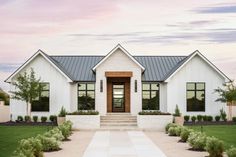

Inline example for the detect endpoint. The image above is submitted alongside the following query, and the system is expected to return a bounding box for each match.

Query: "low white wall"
[137,115,173,131]
[0,103,10,122]
[66,115,100,130]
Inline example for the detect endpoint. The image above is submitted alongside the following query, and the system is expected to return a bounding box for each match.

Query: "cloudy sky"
[0,0,236,91]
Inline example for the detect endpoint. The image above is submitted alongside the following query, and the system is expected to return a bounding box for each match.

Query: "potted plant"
[173,105,184,125]
[57,107,66,125]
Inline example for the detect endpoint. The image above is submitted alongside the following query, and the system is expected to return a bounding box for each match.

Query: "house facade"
[6,44,229,120]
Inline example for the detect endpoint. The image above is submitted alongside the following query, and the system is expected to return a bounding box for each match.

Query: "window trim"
[142,82,160,110]
[186,82,206,112]
[77,82,95,110]
[31,82,50,112]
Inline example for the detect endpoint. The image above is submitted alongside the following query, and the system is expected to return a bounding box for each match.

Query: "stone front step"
[99,126,141,131]
[100,113,137,128]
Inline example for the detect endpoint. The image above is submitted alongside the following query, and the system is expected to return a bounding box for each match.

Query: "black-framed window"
[78,83,95,110]
[187,82,205,112]
[32,83,50,112]
[142,83,159,110]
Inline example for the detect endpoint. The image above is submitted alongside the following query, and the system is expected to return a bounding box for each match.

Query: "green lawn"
[188,125,236,149]
[0,126,53,157]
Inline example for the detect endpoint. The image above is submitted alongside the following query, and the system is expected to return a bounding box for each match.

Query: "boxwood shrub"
[202,115,208,122]
[24,116,31,122]
[41,116,47,123]
[184,115,190,122]
[187,132,207,151]
[215,115,221,122]
[232,117,236,122]
[191,116,196,122]
[36,135,60,152]
[49,115,57,123]
[207,116,213,122]
[197,115,202,122]
[205,136,224,157]
[33,116,38,122]
[17,116,23,122]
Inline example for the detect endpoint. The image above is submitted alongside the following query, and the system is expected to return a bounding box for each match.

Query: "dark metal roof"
[50,55,187,82]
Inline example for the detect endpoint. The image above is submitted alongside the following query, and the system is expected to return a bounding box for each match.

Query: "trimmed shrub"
[138,110,170,115]
[58,121,72,140]
[58,107,67,117]
[232,117,236,122]
[44,128,64,141]
[173,105,181,117]
[175,126,184,136]
[41,116,47,123]
[33,116,38,122]
[17,116,23,122]
[202,115,208,121]
[205,137,224,157]
[49,115,57,123]
[215,116,221,122]
[36,135,60,152]
[188,132,207,151]
[191,116,196,122]
[168,127,177,136]
[24,116,31,122]
[184,115,190,122]
[197,115,202,122]
[207,116,213,122]
[165,123,178,133]
[180,128,193,142]
[227,146,236,157]
[13,137,43,157]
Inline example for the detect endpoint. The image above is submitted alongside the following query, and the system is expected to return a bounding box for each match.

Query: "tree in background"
[11,68,44,116]
[215,80,236,121]
[0,88,9,105]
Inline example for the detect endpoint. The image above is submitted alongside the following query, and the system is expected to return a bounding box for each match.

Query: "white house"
[5,44,230,120]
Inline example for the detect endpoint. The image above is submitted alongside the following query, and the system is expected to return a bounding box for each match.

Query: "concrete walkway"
[44,131,209,157]
[83,131,166,157]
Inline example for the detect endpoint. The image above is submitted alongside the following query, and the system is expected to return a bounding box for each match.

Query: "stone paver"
[83,131,166,157]
[44,131,95,157]
[145,131,208,157]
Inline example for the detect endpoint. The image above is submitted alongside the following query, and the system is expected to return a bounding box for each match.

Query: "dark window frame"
[78,82,95,110]
[142,82,160,110]
[31,82,50,112]
[186,82,205,112]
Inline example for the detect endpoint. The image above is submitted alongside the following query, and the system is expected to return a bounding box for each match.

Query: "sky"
[0,0,236,92]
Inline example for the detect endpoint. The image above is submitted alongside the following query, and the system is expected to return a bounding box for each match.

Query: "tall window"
[142,83,159,110]
[32,83,50,112]
[187,83,205,111]
[78,83,95,110]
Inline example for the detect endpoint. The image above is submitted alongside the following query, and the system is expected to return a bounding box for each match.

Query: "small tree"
[11,68,43,116]
[215,80,236,121]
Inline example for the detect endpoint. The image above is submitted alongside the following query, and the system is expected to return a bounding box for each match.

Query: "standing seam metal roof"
[50,55,187,82]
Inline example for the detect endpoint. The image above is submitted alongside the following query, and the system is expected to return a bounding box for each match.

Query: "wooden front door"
[107,77,130,113]
[112,83,125,112]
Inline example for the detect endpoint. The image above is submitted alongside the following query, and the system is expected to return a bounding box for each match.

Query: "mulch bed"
[184,121,236,126]
[0,121,57,126]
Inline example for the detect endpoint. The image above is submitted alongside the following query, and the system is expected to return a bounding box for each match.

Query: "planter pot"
[57,117,65,125]
[137,115,173,131]
[66,115,100,130]
[174,116,184,126]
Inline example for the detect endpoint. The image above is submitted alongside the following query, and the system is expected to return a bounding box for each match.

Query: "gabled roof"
[5,50,73,83]
[164,50,230,82]
[92,44,145,71]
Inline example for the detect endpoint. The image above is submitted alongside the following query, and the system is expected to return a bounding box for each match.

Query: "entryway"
[107,77,130,113]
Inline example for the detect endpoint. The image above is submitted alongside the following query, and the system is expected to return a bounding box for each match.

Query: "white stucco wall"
[95,48,142,115]
[159,83,167,112]
[10,54,73,120]
[166,55,226,116]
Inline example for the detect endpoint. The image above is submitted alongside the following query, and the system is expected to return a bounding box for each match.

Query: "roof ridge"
[50,55,187,57]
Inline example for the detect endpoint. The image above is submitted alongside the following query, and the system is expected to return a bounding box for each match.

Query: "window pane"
[142,84,150,90]
[87,91,95,99]
[151,84,159,90]
[197,83,205,90]
[142,91,150,99]
[42,83,49,90]
[187,83,195,90]
[187,91,195,111]
[113,85,124,89]
[87,83,95,90]
[41,91,49,97]
[78,91,86,97]
[78,84,86,90]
